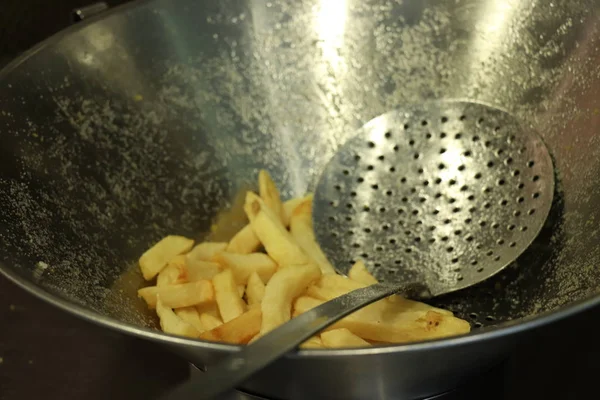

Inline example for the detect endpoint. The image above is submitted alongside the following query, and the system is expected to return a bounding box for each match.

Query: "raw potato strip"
[200,308,262,344]
[293,297,470,343]
[226,224,261,254]
[282,195,312,227]
[175,307,205,333]
[156,298,200,338]
[139,235,194,280]
[258,170,284,224]
[138,280,214,309]
[246,271,265,306]
[186,260,222,282]
[348,260,378,286]
[290,197,336,275]
[213,269,246,322]
[244,192,309,266]
[300,336,325,349]
[321,328,371,348]
[187,242,227,263]
[200,313,223,331]
[214,252,277,284]
[157,255,188,287]
[259,262,321,336]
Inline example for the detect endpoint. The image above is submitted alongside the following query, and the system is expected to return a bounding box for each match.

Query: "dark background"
[0,1,599,399]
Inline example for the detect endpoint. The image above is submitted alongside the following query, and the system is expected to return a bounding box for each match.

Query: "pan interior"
[0,0,599,333]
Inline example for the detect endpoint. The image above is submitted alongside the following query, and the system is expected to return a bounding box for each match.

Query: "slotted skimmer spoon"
[163,100,554,400]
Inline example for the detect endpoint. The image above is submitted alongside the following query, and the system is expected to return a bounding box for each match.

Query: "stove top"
[1,1,600,399]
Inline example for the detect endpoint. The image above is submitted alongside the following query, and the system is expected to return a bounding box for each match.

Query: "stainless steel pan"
[1,0,599,398]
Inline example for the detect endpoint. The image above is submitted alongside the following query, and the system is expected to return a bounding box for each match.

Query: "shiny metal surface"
[0,0,599,398]
[167,282,416,400]
[173,99,556,399]
[314,101,554,295]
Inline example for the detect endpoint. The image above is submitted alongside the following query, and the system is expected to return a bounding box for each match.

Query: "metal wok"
[1,0,600,398]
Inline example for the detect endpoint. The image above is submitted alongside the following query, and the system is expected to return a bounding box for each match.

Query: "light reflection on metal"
[315,0,348,72]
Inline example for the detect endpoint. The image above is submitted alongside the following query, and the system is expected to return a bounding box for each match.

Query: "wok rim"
[1,0,599,359]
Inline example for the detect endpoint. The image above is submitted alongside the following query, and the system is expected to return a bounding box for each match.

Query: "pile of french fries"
[137,171,470,348]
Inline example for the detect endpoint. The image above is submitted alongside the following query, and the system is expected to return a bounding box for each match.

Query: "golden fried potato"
[244,192,309,266]
[200,308,262,344]
[321,328,371,348]
[175,306,205,332]
[200,313,223,331]
[186,259,222,282]
[137,169,471,345]
[214,252,277,284]
[258,170,284,224]
[138,280,214,309]
[196,301,221,319]
[259,263,321,336]
[282,195,313,227]
[139,236,194,280]
[187,242,227,263]
[157,255,188,287]
[213,269,247,322]
[246,271,266,306]
[307,274,368,302]
[300,336,325,349]
[293,296,470,343]
[226,224,262,254]
[156,298,200,338]
[348,260,378,286]
[290,197,336,275]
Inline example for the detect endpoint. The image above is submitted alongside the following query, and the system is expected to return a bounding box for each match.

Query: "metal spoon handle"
[163,281,428,400]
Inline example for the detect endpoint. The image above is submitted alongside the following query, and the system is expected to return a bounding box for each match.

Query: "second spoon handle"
[163,281,428,400]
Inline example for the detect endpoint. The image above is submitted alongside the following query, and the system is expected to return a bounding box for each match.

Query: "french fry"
[293,296,470,343]
[244,192,309,266]
[156,298,200,338]
[300,336,325,349]
[136,170,471,344]
[351,311,471,343]
[307,274,368,302]
[348,260,378,286]
[246,271,265,306]
[213,269,247,322]
[138,280,214,309]
[348,261,406,306]
[157,255,188,287]
[187,242,227,263]
[307,274,452,317]
[282,195,312,227]
[200,308,262,344]
[200,313,223,331]
[293,296,323,317]
[321,328,371,348]
[139,235,194,280]
[227,224,262,254]
[196,301,221,319]
[258,170,284,224]
[186,259,222,282]
[290,197,336,275]
[175,307,205,332]
[259,262,321,336]
[214,252,277,284]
